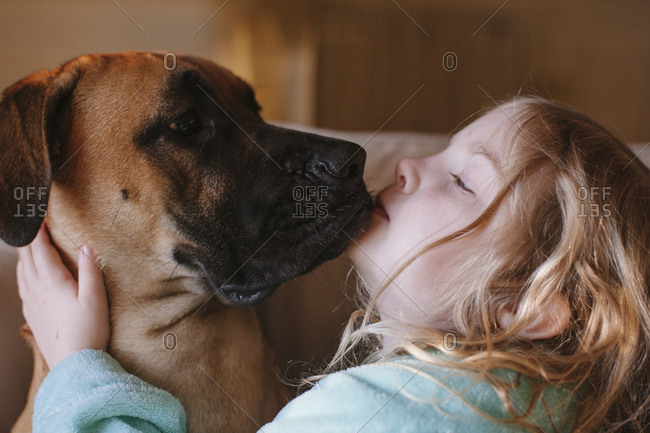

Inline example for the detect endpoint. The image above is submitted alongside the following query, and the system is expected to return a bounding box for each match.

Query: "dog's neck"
[43,212,287,432]
[44,209,213,332]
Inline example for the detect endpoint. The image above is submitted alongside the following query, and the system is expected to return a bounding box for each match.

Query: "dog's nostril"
[307,140,366,184]
[318,162,330,175]
[320,159,361,180]
[320,162,344,179]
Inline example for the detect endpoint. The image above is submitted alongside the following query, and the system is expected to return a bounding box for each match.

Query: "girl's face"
[348,108,513,328]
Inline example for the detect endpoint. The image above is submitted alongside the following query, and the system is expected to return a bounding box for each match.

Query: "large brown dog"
[0,52,372,432]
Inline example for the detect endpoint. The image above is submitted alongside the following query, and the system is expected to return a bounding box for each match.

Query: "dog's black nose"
[311,141,366,185]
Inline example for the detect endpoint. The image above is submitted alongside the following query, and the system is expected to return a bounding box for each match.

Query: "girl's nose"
[395,158,420,193]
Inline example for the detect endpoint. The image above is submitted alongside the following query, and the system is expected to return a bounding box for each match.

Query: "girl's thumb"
[78,245,106,303]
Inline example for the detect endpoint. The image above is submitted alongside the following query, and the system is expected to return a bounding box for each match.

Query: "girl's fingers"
[31,224,71,282]
[77,246,106,304]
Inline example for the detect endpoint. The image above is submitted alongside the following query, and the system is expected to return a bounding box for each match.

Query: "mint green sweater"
[33,349,577,432]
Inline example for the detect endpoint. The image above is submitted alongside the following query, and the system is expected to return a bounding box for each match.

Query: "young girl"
[18,96,650,432]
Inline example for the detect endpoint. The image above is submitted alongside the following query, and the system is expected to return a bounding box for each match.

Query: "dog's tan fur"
[8,53,288,432]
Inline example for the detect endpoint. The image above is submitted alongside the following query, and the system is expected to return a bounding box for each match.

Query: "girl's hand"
[17,224,110,370]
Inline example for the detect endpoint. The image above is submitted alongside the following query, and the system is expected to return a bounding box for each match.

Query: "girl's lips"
[374,196,389,220]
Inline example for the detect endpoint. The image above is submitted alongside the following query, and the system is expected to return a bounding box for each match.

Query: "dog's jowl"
[0,52,373,433]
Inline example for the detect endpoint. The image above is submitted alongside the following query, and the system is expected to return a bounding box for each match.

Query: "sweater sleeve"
[33,349,186,433]
[34,351,575,433]
[260,361,576,433]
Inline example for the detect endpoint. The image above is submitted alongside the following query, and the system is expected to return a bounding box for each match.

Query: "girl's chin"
[354,214,384,242]
[343,218,387,278]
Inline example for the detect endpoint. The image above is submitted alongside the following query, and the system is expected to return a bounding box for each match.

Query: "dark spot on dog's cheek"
[121,189,129,200]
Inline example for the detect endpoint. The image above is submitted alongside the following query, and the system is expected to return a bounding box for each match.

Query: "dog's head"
[0,52,372,306]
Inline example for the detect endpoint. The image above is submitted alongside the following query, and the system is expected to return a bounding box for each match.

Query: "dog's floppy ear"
[0,65,80,247]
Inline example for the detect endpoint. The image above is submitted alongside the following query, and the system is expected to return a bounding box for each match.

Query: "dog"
[0,52,373,432]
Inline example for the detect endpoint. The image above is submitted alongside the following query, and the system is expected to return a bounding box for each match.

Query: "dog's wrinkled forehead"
[161,56,260,117]
[132,55,263,148]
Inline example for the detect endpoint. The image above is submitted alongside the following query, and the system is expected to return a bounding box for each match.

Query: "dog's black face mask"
[137,56,373,306]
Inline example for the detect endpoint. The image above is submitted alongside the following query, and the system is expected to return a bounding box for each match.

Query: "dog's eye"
[169,111,200,136]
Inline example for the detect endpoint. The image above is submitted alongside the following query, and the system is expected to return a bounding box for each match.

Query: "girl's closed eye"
[451,173,474,194]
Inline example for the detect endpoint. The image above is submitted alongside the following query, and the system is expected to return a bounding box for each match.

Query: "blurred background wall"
[0,0,648,430]
[1,0,649,140]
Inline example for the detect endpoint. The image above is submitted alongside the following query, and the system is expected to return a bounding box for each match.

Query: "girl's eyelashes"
[451,173,475,194]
